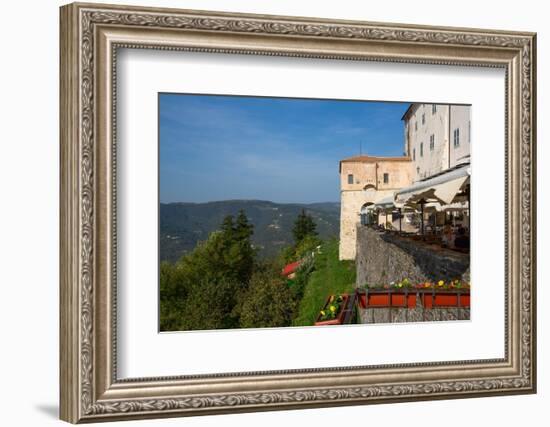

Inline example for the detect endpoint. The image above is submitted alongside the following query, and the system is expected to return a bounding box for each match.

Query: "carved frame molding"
[60,2,536,423]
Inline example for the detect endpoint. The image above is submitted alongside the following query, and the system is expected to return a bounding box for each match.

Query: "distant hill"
[160,200,340,262]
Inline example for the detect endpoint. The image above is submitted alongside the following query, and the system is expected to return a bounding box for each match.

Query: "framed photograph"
[60,2,537,423]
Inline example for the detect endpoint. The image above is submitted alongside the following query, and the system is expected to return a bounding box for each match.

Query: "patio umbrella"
[395,164,471,207]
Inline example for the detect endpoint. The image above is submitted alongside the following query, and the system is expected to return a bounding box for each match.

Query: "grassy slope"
[293,239,356,326]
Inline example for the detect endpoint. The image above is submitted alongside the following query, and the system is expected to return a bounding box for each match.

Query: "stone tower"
[339,155,413,260]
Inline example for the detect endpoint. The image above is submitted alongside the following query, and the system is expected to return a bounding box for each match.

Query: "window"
[413,148,416,160]
[422,113,425,125]
[416,166,420,175]
[383,173,389,184]
[420,142,424,157]
[347,174,354,184]
[432,104,437,114]
[453,128,460,148]
[415,121,418,131]
[429,134,435,151]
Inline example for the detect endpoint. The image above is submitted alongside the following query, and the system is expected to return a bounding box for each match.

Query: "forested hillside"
[160,200,340,262]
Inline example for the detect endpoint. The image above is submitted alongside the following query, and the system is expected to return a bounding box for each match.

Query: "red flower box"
[359,291,416,309]
[422,292,470,308]
[359,289,470,309]
[314,294,350,326]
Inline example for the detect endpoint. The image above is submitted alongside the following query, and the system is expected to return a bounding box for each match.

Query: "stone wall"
[339,189,394,260]
[355,227,470,287]
[358,302,470,324]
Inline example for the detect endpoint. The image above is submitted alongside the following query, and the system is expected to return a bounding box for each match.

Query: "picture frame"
[59,2,536,423]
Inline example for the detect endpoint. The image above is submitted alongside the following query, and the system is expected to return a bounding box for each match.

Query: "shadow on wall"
[34,404,58,419]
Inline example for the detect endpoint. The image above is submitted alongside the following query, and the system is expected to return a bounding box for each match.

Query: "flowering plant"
[364,279,470,291]
[396,278,413,289]
[413,279,471,290]
[318,294,344,321]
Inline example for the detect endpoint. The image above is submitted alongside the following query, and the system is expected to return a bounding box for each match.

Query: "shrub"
[236,268,296,328]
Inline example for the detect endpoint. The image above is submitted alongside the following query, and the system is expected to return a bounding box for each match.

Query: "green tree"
[159,261,190,331]
[294,234,322,260]
[220,211,255,284]
[220,214,236,241]
[292,209,318,244]
[235,209,254,241]
[159,212,257,331]
[179,279,242,330]
[288,257,315,301]
[279,245,297,264]
[236,268,296,328]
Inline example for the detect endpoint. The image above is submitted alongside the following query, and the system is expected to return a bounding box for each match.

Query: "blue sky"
[159,93,409,203]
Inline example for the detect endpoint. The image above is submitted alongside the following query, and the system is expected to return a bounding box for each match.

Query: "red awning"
[282,261,301,276]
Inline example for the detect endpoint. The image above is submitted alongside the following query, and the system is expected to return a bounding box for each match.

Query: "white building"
[339,103,472,261]
[402,104,471,182]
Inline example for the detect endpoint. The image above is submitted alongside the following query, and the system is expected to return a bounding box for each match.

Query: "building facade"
[338,103,471,261]
[339,155,413,260]
[402,103,471,181]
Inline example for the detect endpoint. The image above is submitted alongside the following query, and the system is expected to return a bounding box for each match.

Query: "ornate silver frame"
[60,2,537,423]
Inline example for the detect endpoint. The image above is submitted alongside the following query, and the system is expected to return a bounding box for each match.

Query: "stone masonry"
[359,298,470,324]
[339,155,413,260]
[355,227,470,287]
[355,226,470,324]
